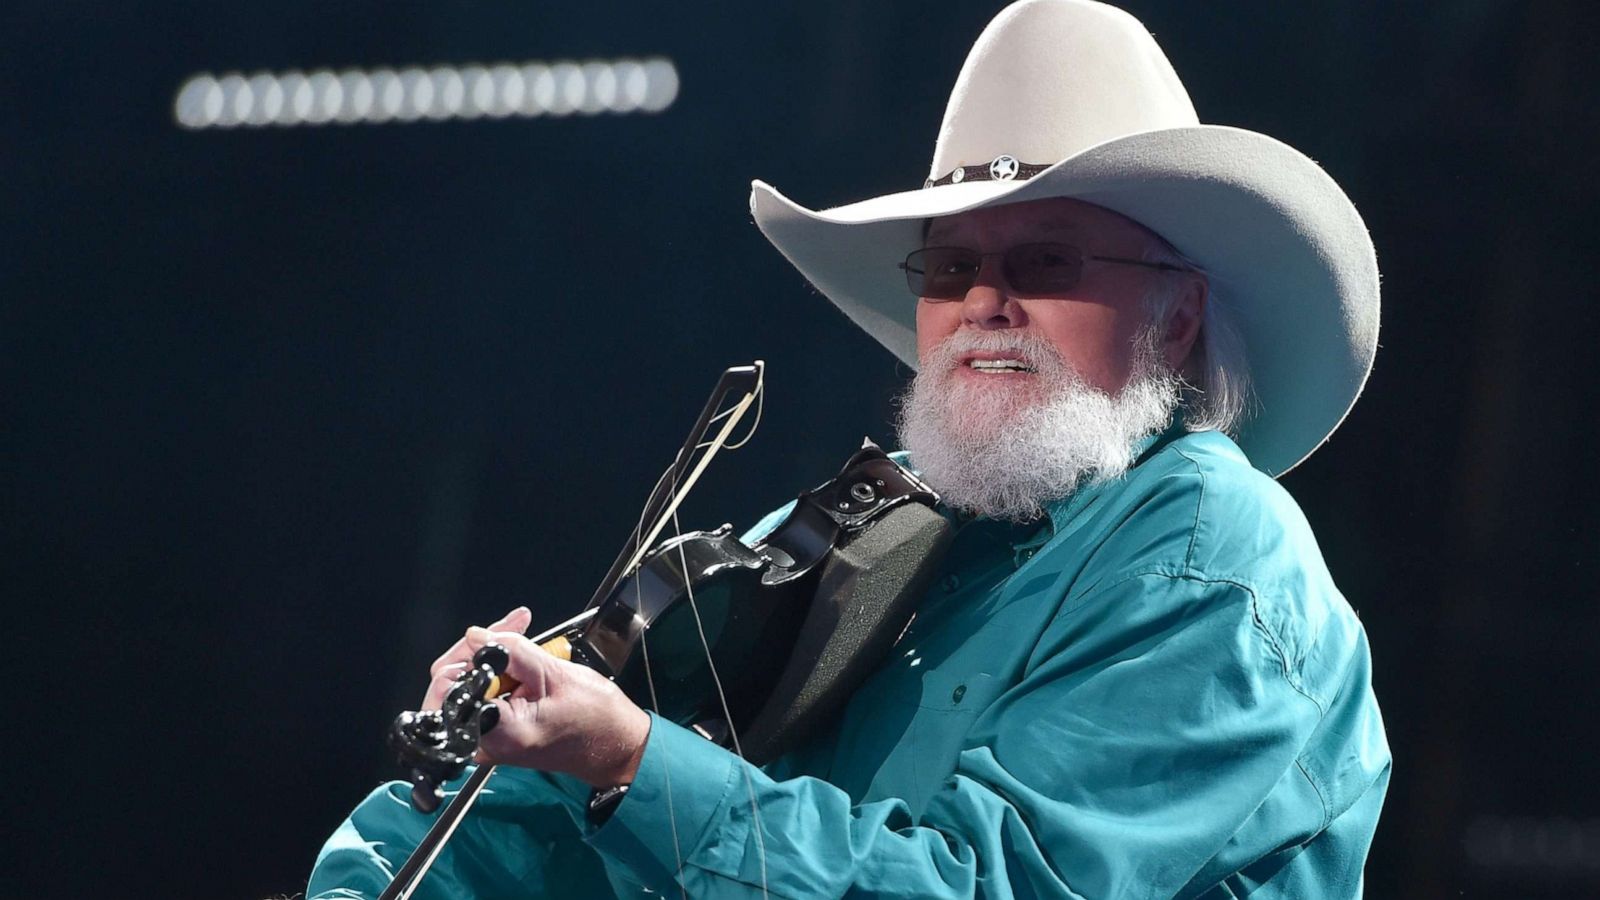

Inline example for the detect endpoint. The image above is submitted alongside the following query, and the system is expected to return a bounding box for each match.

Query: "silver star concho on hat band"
[923,155,1050,188]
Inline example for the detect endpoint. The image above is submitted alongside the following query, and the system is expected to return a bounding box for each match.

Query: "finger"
[438,606,529,674]
[428,606,531,677]
[463,626,534,655]
[468,630,564,699]
[475,695,540,765]
[496,605,533,633]
[421,661,471,711]
[471,676,651,785]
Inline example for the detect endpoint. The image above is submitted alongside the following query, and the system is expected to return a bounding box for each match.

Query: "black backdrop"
[6,2,1598,897]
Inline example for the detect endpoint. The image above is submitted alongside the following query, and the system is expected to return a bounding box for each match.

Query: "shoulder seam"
[1059,570,1323,713]
[1238,578,1323,713]
[1169,443,1207,571]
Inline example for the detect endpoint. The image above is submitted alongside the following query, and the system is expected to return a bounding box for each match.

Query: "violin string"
[633,403,747,899]
[634,634,688,900]
[630,458,688,890]
[668,506,773,900]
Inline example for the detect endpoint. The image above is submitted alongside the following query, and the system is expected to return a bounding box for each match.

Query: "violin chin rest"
[735,502,953,765]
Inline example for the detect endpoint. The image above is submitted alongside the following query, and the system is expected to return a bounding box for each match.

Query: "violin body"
[580,523,808,740]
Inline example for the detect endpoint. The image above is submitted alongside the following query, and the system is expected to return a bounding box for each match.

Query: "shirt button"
[940,574,961,592]
[951,684,967,704]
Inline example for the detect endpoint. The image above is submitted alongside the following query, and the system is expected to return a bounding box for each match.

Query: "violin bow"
[378,361,766,900]
[584,361,765,611]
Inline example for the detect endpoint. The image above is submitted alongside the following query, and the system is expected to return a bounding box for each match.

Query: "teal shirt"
[310,430,1389,898]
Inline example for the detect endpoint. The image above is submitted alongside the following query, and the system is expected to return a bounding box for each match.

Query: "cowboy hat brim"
[750,124,1379,477]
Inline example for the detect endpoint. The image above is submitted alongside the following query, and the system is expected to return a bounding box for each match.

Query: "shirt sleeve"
[585,571,1337,899]
[307,766,610,900]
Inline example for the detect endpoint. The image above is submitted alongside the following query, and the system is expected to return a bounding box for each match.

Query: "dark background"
[6,1,1597,897]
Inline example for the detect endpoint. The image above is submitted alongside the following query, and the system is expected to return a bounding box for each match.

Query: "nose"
[960,255,1023,330]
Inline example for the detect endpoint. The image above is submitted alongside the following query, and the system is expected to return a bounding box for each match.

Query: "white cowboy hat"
[750,0,1379,477]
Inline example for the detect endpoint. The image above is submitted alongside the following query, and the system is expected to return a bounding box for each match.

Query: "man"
[310,1,1389,897]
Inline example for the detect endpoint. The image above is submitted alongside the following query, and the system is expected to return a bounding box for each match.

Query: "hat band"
[924,155,1050,188]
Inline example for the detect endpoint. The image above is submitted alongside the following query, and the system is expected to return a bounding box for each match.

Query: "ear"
[1161,273,1208,372]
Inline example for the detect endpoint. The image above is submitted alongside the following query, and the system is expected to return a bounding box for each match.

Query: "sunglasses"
[899,243,1189,300]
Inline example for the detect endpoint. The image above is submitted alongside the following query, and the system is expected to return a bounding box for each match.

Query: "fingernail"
[467,626,489,641]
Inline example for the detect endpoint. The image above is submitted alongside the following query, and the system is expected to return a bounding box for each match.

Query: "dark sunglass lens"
[913,248,980,299]
[1006,243,1083,293]
[902,249,929,296]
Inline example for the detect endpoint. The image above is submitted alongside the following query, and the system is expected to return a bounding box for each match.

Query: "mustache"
[922,330,1072,381]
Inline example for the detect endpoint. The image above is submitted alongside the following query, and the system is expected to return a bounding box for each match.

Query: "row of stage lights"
[175,58,679,129]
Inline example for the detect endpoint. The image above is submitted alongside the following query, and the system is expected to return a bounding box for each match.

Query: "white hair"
[1140,239,1255,436]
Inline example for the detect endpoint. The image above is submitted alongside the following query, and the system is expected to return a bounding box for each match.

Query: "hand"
[422,606,650,788]
[422,606,534,711]
[466,624,652,788]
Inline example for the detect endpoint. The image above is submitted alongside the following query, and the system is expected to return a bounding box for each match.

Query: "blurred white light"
[246,73,282,125]
[175,75,222,128]
[487,65,523,117]
[279,72,313,125]
[548,62,582,116]
[579,62,614,114]
[641,58,678,113]
[428,67,464,120]
[398,67,431,121]
[174,56,678,128]
[216,74,249,127]
[369,69,402,122]
[459,66,492,118]
[306,70,341,123]
[483,65,521,118]
[523,64,553,117]
[338,70,372,123]
[612,60,646,113]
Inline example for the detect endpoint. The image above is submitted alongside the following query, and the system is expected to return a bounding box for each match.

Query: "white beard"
[895,328,1180,523]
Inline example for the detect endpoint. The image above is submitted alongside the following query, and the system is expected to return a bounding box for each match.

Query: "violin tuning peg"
[410,776,444,815]
[473,642,511,674]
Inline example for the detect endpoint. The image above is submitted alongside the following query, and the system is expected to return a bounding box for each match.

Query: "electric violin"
[378,362,953,900]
